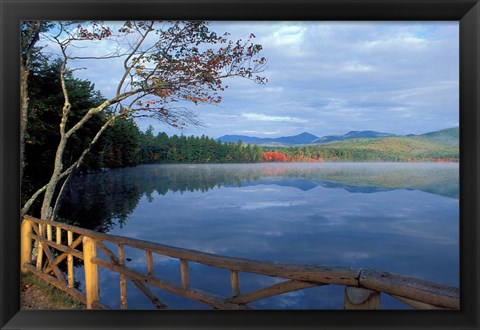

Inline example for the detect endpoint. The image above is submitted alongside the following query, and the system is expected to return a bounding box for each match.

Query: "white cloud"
[241,112,308,123]
[341,62,375,73]
[271,24,306,46]
[264,86,284,93]
[392,81,458,101]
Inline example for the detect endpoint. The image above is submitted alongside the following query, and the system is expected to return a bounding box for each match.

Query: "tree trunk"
[38,106,114,220]
[20,61,30,185]
[20,21,42,188]
[40,137,67,220]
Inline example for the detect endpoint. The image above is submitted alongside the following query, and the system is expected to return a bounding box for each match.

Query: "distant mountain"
[417,127,459,146]
[218,130,395,146]
[311,130,396,144]
[216,127,459,147]
[217,135,272,145]
[275,132,318,145]
[217,132,319,146]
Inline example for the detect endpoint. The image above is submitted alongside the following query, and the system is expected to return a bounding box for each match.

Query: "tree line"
[82,123,268,171]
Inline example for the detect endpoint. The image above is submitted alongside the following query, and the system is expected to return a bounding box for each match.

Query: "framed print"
[1,0,479,329]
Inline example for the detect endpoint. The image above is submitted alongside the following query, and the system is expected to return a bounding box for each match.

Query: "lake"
[59,162,459,309]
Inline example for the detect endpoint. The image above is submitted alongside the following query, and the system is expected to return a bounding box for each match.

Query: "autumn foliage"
[260,151,286,162]
[260,151,324,163]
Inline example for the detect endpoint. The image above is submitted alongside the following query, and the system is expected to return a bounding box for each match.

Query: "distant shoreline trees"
[77,124,458,172]
[85,124,266,169]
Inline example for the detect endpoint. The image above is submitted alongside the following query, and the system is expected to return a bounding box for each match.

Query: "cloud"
[241,112,308,123]
[264,86,284,93]
[341,62,375,73]
[271,24,306,47]
[46,21,459,138]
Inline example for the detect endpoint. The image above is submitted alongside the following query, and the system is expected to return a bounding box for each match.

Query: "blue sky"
[58,21,459,139]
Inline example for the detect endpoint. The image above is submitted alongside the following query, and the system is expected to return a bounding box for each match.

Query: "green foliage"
[135,133,260,164]
[100,117,142,169]
[417,127,459,146]
[275,136,459,162]
[23,60,108,204]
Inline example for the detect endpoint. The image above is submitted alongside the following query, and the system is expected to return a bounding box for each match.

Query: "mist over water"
[61,162,459,309]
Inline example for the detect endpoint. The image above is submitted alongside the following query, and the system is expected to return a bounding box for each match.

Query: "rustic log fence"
[20,215,459,310]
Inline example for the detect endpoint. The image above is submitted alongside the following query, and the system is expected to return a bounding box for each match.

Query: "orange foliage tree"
[260,151,288,162]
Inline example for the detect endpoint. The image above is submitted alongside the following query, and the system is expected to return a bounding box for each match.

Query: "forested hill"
[276,132,458,162]
[215,127,459,162]
[217,127,459,147]
[417,127,459,146]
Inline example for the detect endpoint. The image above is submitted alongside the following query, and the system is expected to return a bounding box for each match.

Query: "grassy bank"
[21,272,85,309]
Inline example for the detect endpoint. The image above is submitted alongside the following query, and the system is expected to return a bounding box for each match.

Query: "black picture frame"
[1,0,479,329]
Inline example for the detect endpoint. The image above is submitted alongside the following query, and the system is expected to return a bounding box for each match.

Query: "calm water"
[60,162,459,309]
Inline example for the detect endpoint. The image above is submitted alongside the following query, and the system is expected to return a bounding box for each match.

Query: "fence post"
[83,236,99,309]
[36,223,44,270]
[230,270,240,297]
[21,219,33,273]
[180,259,189,289]
[344,286,380,309]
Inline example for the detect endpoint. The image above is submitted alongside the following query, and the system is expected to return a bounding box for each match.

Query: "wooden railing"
[20,215,460,310]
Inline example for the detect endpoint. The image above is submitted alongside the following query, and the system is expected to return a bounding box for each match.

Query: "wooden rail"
[20,215,459,310]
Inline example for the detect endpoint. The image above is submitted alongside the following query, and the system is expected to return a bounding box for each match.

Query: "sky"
[48,21,459,139]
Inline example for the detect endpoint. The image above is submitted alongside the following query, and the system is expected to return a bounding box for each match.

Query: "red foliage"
[76,23,112,40]
[260,151,287,162]
[259,151,325,163]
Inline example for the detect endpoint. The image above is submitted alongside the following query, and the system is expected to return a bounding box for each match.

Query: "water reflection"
[60,162,458,228]
[59,163,459,309]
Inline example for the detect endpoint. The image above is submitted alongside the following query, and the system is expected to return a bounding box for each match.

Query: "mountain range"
[217,127,459,146]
